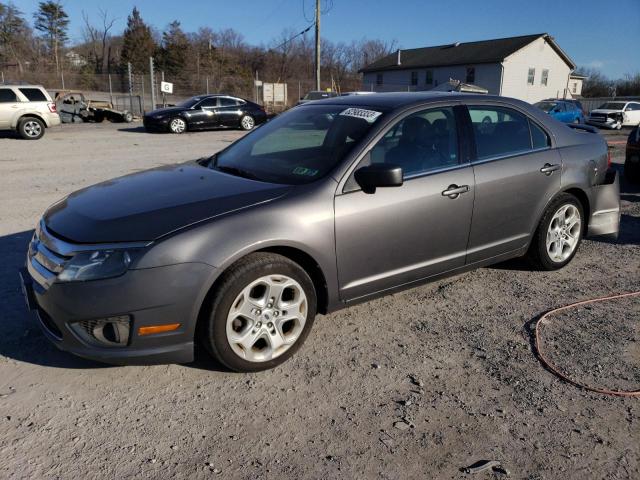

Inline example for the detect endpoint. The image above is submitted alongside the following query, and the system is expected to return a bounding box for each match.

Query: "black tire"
[625,154,640,184]
[200,253,317,372]
[93,113,105,123]
[17,117,45,140]
[122,111,134,123]
[239,115,255,131]
[527,193,584,271]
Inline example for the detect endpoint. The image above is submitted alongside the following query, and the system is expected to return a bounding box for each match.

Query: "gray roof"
[360,33,575,73]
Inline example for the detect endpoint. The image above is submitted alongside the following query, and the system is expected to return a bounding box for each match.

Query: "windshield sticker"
[339,107,382,123]
[292,166,319,177]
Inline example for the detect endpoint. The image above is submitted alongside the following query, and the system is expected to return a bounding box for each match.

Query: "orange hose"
[534,291,640,397]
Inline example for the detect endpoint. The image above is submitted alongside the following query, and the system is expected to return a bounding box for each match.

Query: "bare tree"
[81,9,116,73]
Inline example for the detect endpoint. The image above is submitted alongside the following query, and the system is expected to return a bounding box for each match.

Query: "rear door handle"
[540,163,560,175]
[442,184,469,199]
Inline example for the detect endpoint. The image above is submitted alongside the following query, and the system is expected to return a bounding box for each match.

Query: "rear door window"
[198,97,218,108]
[468,106,536,160]
[219,97,238,107]
[0,89,18,102]
[18,88,48,102]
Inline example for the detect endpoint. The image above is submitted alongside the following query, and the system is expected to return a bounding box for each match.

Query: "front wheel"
[201,253,317,372]
[169,117,187,134]
[527,193,584,271]
[240,115,255,131]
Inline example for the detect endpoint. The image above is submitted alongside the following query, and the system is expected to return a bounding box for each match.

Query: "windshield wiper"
[215,164,262,181]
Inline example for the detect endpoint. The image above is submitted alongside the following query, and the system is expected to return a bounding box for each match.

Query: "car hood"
[44,163,293,243]
[146,106,187,117]
[590,109,623,114]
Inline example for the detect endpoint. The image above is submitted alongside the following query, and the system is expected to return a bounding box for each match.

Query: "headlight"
[58,250,138,282]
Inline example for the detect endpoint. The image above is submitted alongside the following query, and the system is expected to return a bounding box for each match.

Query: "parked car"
[625,125,640,183]
[143,94,267,133]
[297,90,338,105]
[541,98,585,116]
[21,93,620,372]
[534,99,584,124]
[55,91,134,123]
[0,85,60,139]
[586,101,640,129]
[340,91,375,96]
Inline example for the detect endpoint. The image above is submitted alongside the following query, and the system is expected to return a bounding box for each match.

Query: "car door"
[189,97,218,128]
[464,104,561,263]
[334,105,475,301]
[217,97,243,127]
[0,88,21,128]
[625,102,640,126]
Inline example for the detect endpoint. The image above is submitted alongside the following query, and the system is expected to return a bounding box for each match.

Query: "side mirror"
[354,164,403,194]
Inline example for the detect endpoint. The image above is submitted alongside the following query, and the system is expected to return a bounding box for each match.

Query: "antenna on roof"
[396,49,402,66]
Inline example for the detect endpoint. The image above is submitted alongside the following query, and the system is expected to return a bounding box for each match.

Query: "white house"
[360,33,578,103]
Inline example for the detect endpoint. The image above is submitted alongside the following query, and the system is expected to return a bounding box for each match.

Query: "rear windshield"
[535,101,558,113]
[598,102,625,110]
[19,88,48,102]
[211,104,386,185]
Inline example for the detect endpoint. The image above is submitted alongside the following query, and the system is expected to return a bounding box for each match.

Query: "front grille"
[27,223,73,289]
[37,307,63,339]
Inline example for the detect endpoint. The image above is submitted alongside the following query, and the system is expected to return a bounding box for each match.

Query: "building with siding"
[360,34,577,103]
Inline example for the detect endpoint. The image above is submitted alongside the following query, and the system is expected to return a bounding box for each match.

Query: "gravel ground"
[0,122,638,479]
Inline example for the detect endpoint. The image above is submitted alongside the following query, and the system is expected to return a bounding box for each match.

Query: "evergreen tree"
[33,1,68,72]
[158,21,190,77]
[120,7,156,73]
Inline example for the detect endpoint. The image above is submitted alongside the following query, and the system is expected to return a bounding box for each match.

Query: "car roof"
[303,91,511,110]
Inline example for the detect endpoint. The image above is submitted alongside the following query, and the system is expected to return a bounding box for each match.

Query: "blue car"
[534,99,584,124]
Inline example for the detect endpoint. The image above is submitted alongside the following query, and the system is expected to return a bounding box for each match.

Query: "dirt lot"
[0,122,638,479]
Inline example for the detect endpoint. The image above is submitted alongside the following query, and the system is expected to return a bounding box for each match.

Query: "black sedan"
[626,125,640,184]
[143,94,267,133]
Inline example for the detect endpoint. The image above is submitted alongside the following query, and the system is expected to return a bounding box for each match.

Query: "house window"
[410,71,418,86]
[527,68,535,85]
[572,82,577,93]
[541,69,549,86]
[425,69,433,85]
[376,73,383,85]
[466,67,475,83]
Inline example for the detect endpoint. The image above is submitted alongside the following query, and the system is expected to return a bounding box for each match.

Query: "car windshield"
[177,97,201,108]
[598,102,625,110]
[535,101,558,113]
[211,104,386,185]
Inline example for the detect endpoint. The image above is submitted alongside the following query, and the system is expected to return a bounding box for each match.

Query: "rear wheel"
[527,193,583,271]
[122,111,134,123]
[169,117,186,134]
[201,253,316,372]
[18,117,45,140]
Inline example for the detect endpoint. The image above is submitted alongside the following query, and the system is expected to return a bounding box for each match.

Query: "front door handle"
[442,184,469,199]
[540,163,560,175]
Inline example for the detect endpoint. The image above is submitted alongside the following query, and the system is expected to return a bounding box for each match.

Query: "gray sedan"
[21,93,620,372]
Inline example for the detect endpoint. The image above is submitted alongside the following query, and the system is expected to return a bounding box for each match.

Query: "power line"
[269,23,314,52]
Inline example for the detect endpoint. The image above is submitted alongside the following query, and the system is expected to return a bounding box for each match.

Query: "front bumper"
[20,262,216,365]
[587,169,620,238]
[143,116,170,132]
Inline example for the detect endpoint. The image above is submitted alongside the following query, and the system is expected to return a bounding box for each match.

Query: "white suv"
[0,85,61,139]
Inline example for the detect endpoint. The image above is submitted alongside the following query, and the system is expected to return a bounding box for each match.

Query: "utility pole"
[315,0,321,91]
[149,57,156,110]
[127,62,133,113]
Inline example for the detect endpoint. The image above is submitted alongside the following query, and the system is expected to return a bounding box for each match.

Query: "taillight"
[607,149,612,168]
[47,102,57,113]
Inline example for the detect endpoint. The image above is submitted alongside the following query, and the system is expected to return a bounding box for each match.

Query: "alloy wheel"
[241,116,255,130]
[24,120,42,138]
[170,118,186,133]
[226,274,307,362]
[546,204,581,262]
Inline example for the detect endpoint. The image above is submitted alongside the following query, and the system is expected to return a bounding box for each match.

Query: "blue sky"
[16,0,640,78]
